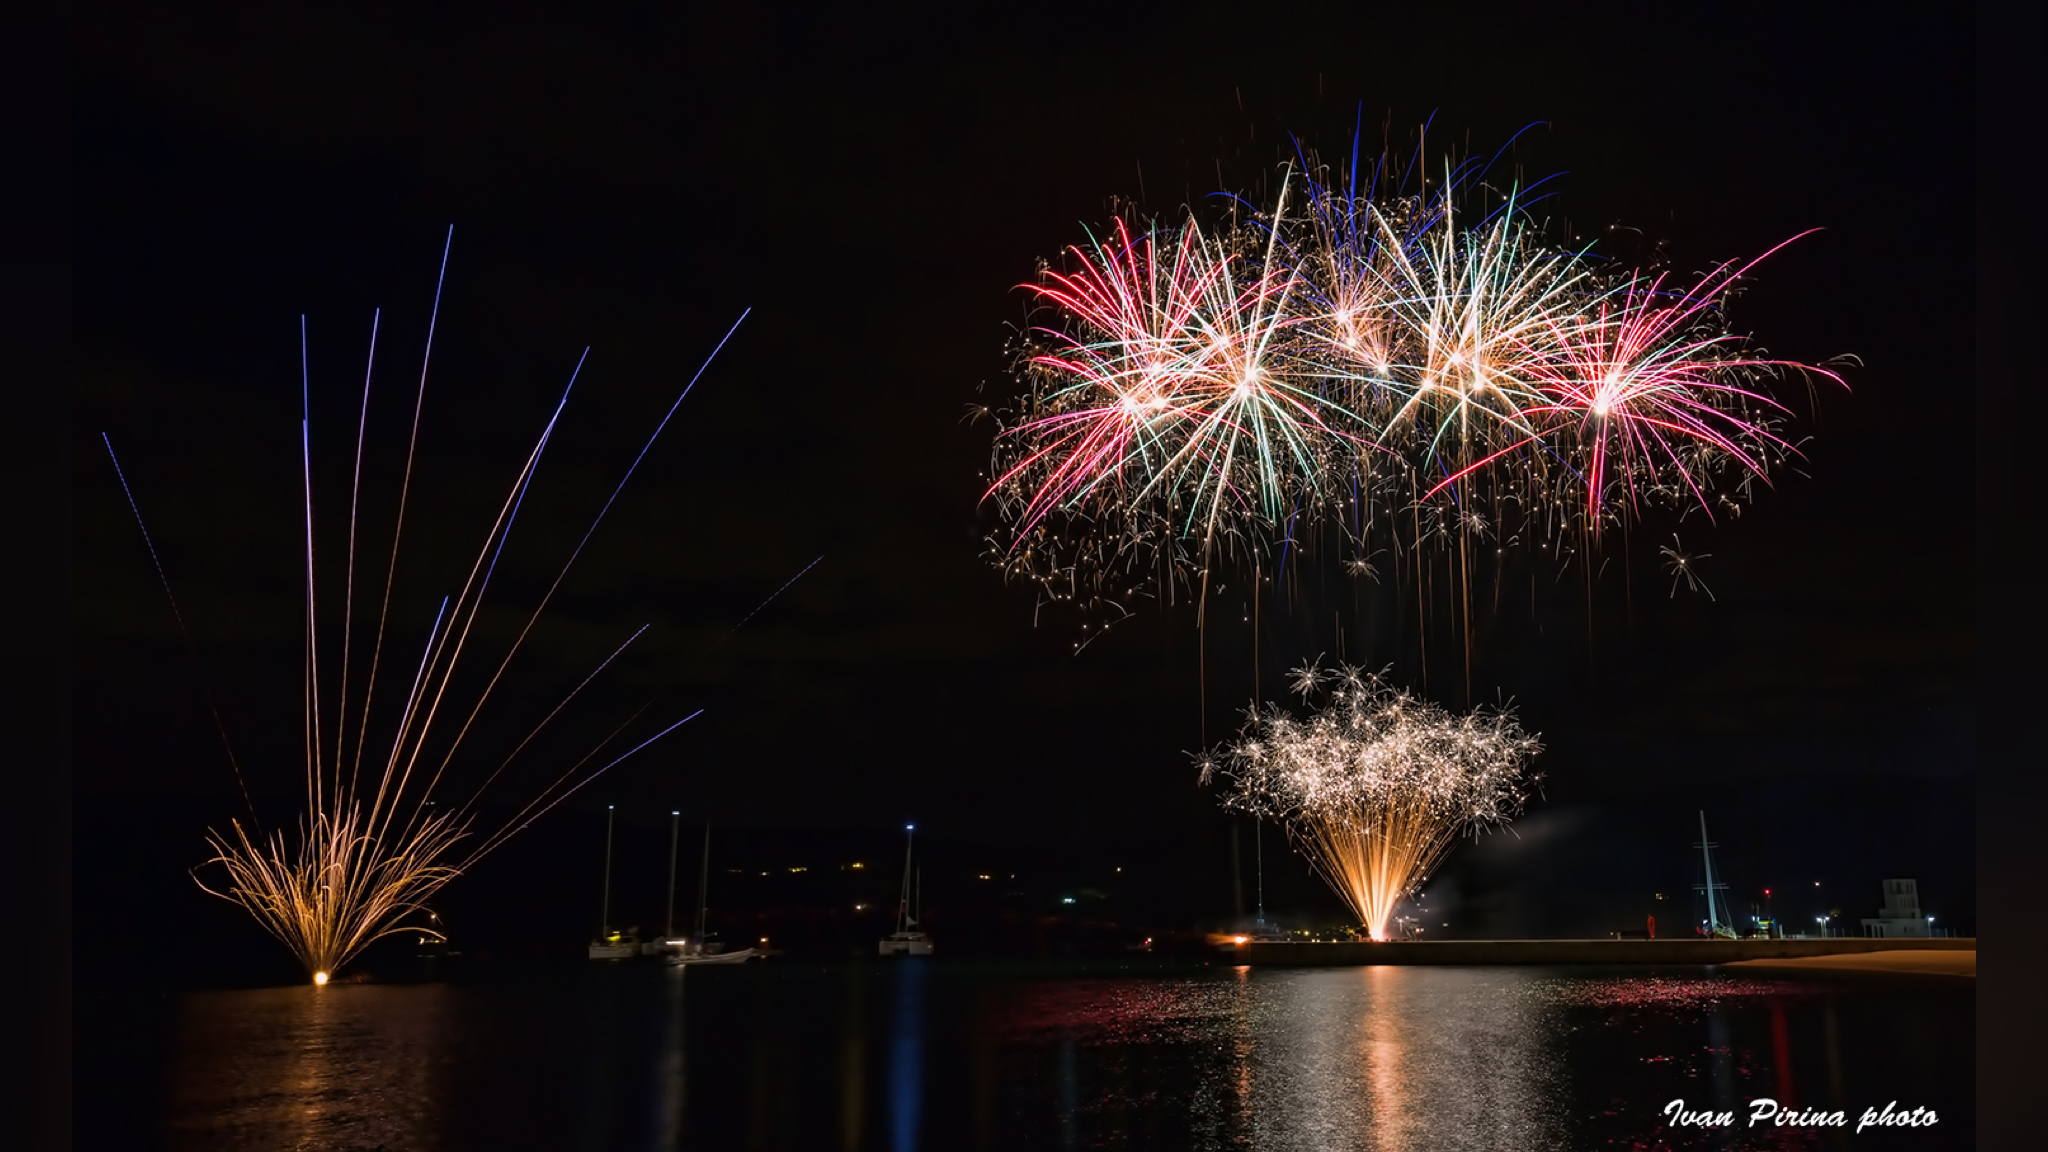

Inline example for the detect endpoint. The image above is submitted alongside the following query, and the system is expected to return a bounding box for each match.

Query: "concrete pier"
[1226,937,1977,966]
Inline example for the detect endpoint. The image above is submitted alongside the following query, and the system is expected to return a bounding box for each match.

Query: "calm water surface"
[126,961,1970,1150]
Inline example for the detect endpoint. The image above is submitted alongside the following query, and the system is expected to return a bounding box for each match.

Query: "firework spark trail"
[349,228,452,799]
[335,308,380,799]
[402,308,752,832]
[708,553,826,651]
[447,622,652,831]
[302,317,324,822]
[484,708,705,852]
[378,351,588,849]
[466,548,831,832]
[1198,661,1540,940]
[100,434,258,825]
[114,242,746,982]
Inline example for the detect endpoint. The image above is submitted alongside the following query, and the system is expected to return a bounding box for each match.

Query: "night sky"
[73,6,1974,960]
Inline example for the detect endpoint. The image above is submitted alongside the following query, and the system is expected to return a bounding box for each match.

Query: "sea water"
[86,961,1972,1150]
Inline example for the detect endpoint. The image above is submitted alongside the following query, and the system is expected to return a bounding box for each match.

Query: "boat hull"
[668,947,756,966]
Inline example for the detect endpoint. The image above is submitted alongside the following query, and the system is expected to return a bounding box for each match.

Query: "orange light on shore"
[1233,935,1249,945]
[313,971,329,986]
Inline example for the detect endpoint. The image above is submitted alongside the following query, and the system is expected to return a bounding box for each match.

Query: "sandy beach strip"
[1723,949,1975,978]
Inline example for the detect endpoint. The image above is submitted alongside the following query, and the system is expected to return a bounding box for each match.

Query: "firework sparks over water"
[981,142,1847,646]
[108,232,745,982]
[1198,660,1540,941]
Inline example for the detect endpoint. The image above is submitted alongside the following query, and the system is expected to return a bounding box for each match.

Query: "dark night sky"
[73,5,1974,947]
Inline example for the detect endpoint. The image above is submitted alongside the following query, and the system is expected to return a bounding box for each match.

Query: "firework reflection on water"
[166,983,454,1151]
[145,963,1970,1150]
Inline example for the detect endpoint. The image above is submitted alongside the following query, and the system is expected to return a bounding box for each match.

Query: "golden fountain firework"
[1199,660,1540,941]
[108,232,738,982]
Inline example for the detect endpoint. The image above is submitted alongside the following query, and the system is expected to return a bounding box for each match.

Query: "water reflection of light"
[1001,966,1571,1150]
[656,966,686,1148]
[970,990,999,1149]
[1058,1037,1079,1151]
[1708,1008,1739,1120]
[1822,995,1848,1114]
[890,960,925,1152]
[169,983,452,1151]
[1239,967,1568,1151]
[1362,967,1415,1151]
[841,966,867,1151]
[1227,966,1255,1136]
[1767,995,1796,1109]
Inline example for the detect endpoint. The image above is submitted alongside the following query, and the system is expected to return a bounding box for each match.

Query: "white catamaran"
[879,822,933,956]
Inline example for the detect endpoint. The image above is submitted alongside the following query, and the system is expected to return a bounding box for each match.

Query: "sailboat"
[589,805,639,959]
[668,820,756,965]
[643,811,689,955]
[879,823,933,956]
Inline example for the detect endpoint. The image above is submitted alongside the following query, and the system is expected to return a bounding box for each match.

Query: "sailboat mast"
[899,823,915,934]
[696,822,711,941]
[665,810,680,940]
[1699,810,1723,935]
[601,805,615,933]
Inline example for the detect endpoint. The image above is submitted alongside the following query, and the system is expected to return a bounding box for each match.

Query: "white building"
[1860,878,1930,938]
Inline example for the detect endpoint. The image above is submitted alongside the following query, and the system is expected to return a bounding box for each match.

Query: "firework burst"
[1199,661,1540,941]
[983,188,1376,645]
[982,140,1846,645]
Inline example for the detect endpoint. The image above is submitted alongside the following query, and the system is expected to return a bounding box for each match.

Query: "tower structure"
[1860,879,1930,938]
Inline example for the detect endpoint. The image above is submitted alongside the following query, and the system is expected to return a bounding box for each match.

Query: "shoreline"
[1723,949,1975,978]
[1228,937,1976,967]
